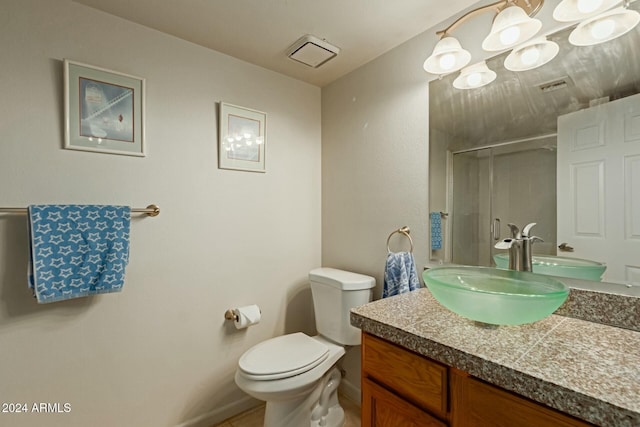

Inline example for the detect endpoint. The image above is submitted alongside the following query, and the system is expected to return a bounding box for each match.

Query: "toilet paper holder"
[225,306,262,330]
[224,309,238,322]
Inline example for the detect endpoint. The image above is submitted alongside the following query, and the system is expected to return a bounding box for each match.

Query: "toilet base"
[311,404,344,427]
[263,367,344,427]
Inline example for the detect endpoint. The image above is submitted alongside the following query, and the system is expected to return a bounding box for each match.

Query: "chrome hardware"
[495,222,543,272]
[0,204,160,217]
[492,218,501,241]
[224,309,238,322]
[506,223,522,270]
[558,242,574,252]
[387,226,414,253]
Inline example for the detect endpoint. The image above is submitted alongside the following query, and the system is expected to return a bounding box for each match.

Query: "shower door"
[450,138,557,267]
[450,148,491,266]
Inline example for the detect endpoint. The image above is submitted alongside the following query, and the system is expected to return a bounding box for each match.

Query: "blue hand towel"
[430,212,442,250]
[28,205,131,303]
[383,252,420,298]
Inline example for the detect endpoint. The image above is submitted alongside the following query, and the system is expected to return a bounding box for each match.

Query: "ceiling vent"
[536,76,574,93]
[287,35,340,68]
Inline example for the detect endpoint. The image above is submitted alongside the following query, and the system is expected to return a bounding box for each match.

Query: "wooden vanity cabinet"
[361,333,594,427]
[362,378,447,427]
[362,332,448,427]
[362,332,448,415]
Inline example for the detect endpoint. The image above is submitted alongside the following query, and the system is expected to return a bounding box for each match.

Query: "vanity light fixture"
[568,6,640,45]
[423,0,543,88]
[453,61,497,89]
[423,0,636,89]
[553,0,621,22]
[423,36,471,74]
[481,5,543,51]
[504,36,560,71]
[424,0,544,73]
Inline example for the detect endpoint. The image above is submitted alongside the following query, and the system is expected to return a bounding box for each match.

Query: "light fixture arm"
[436,0,507,37]
[435,0,544,38]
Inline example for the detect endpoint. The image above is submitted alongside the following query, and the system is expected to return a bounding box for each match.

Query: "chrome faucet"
[495,222,543,272]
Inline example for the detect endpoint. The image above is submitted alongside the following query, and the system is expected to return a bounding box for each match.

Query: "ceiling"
[73,0,478,87]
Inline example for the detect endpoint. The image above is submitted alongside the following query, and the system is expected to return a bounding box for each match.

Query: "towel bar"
[0,204,160,217]
[387,226,414,253]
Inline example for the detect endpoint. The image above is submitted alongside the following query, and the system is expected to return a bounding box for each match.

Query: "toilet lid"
[238,332,329,380]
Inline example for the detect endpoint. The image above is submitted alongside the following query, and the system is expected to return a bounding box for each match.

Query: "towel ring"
[387,226,414,253]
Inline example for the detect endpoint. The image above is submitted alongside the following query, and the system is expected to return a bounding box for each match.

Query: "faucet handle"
[495,238,514,249]
[529,236,544,244]
[522,222,537,237]
[507,223,521,239]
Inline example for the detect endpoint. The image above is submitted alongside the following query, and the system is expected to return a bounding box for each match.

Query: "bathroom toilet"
[234,267,375,427]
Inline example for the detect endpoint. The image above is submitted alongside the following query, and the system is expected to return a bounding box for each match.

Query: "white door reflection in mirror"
[557,93,640,286]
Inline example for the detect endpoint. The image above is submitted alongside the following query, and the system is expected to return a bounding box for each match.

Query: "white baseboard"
[339,377,361,405]
[175,395,262,427]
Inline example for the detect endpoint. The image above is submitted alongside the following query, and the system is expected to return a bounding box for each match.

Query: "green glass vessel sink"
[423,266,569,325]
[493,253,606,281]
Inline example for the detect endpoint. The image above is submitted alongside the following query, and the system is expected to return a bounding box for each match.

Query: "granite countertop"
[351,288,640,427]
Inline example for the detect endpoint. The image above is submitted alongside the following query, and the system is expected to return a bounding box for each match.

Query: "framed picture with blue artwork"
[64,59,145,157]
[219,102,267,172]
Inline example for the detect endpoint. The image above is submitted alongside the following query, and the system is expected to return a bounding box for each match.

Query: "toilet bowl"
[235,334,346,426]
[234,268,375,427]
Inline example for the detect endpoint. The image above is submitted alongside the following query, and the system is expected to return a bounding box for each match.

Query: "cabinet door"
[362,333,448,416]
[451,371,594,427]
[362,378,447,427]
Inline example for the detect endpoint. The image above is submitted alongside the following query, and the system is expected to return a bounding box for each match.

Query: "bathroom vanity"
[351,288,640,426]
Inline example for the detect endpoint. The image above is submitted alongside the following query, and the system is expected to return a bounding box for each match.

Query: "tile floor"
[213,394,361,427]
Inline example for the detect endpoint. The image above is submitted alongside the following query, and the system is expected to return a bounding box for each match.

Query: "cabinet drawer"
[363,378,447,427]
[451,370,595,427]
[362,333,448,417]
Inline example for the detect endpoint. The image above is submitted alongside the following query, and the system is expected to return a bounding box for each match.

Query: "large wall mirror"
[429,1,640,287]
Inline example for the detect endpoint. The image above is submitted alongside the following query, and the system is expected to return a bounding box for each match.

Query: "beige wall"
[321,31,434,397]
[318,0,482,400]
[320,0,506,297]
[0,1,320,426]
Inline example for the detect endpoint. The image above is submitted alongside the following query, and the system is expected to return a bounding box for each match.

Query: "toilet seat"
[238,332,329,380]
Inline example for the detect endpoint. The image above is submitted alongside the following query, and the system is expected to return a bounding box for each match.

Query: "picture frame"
[218,102,267,172]
[64,59,145,157]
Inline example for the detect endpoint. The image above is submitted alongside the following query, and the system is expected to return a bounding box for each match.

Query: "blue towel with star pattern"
[28,205,131,303]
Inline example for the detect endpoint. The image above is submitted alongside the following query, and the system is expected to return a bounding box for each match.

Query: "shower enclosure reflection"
[450,136,556,267]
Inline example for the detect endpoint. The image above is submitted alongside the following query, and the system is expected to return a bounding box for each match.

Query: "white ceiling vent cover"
[287,35,340,68]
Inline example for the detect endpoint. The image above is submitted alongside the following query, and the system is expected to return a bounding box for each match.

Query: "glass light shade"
[482,6,542,51]
[453,61,497,89]
[569,7,640,46]
[552,0,620,22]
[504,37,560,71]
[423,36,471,74]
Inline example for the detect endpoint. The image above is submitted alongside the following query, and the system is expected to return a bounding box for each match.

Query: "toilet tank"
[309,268,375,346]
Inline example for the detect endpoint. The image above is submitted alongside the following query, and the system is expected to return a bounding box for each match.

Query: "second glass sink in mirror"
[493,253,606,281]
[423,266,569,325]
